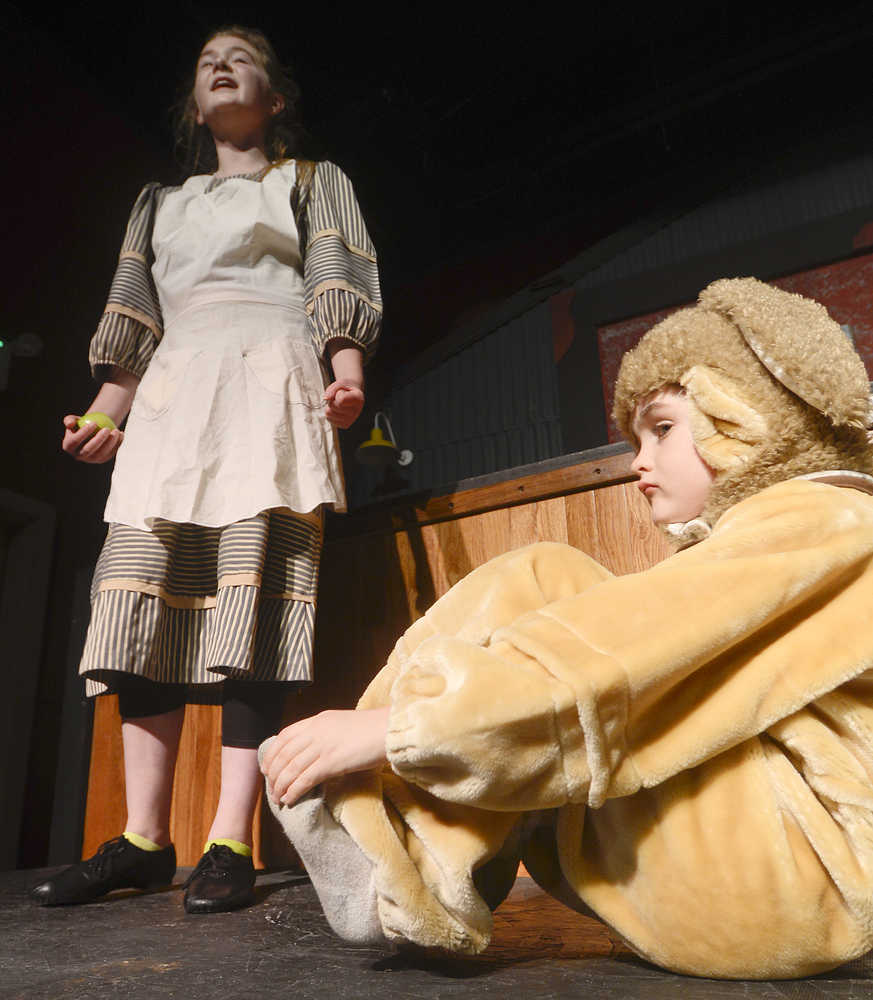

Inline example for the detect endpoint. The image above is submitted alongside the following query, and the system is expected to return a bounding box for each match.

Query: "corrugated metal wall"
[347,149,873,508]
[348,300,562,507]
[576,152,873,290]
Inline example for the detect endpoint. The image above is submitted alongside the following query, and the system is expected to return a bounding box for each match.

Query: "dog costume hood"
[612,277,873,526]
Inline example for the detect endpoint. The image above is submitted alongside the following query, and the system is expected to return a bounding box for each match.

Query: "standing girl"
[31,26,380,914]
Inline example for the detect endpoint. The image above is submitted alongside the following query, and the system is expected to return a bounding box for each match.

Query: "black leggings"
[114,675,286,749]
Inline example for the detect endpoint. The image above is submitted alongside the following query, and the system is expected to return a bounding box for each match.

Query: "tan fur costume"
[263,277,873,979]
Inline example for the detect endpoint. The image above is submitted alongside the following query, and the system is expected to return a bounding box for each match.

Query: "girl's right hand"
[61,414,125,464]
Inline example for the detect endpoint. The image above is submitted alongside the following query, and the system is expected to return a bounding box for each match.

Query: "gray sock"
[259,737,386,945]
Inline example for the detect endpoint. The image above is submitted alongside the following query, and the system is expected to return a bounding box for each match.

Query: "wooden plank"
[466,507,514,569]
[397,449,635,529]
[565,488,604,564]
[594,484,636,577]
[426,517,478,594]
[394,527,436,622]
[624,481,673,571]
[81,695,126,859]
[545,496,573,546]
[591,483,669,577]
[329,450,637,538]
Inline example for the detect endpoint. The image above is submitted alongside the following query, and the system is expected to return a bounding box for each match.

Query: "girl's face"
[631,390,714,524]
[193,35,282,133]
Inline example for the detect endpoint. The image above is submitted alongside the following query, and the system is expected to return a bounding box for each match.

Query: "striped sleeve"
[89,183,166,380]
[303,161,381,364]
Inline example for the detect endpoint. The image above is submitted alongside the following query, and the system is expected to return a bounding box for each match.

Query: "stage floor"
[3,868,873,999]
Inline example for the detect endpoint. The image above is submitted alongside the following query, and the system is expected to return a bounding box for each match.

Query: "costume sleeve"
[301,161,381,364]
[381,480,873,812]
[88,183,164,381]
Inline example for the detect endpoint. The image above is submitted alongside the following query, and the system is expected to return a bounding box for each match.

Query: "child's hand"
[261,707,390,806]
[323,379,364,429]
[61,414,125,464]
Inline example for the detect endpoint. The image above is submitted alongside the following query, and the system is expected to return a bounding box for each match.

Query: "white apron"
[104,162,346,530]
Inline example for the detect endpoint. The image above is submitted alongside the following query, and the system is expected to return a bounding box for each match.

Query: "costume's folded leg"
[259,739,386,945]
[321,769,521,952]
[262,543,613,951]
[261,755,522,951]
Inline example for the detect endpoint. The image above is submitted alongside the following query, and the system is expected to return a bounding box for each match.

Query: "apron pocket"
[133,348,198,420]
[243,338,323,407]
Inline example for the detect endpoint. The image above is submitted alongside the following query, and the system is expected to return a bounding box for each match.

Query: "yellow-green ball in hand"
[77,412,117,431]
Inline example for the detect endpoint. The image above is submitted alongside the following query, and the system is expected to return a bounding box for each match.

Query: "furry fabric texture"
[612,277,873,524]
[266,278,873,979]
[270,480,873,977]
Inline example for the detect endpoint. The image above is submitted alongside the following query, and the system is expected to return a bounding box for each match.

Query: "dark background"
[8,2,873,471]
[9,2,873,373]
[4,0,873,866]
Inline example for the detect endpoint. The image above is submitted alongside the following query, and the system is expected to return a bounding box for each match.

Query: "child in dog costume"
[261,277,873,979]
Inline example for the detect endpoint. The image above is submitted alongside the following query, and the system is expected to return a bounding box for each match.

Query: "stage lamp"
[355,412,413,468]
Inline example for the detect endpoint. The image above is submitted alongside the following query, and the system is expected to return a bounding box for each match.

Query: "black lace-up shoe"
[183,844,256,914]
[29,836,176,906]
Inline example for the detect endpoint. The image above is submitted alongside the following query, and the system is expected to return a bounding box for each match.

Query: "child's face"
[631,390,714,524]
[194,35,280,131]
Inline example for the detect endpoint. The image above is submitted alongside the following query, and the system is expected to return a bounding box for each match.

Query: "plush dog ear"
[680,365,767,471]
[699,278,870,429]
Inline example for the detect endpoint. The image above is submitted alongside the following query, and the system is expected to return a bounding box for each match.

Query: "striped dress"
[80,160,380,696]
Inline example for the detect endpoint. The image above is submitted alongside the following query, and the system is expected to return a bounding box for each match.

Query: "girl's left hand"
[261,707,390,806]
[324,380,364,428]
